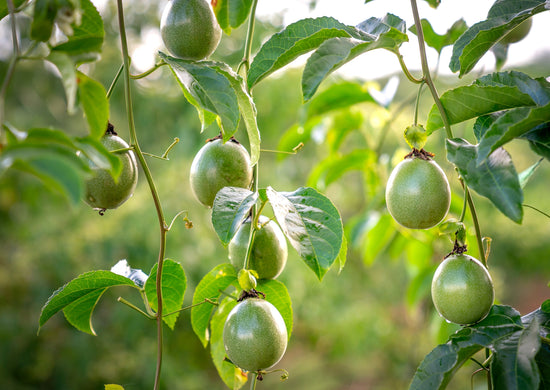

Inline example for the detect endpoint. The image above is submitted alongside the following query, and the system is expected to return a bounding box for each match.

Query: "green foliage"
[38,270,139,335]
[212,187,258,246]
[409,18,468,54]
[410,305,550,389]
[450,0,547,77]
[213,0,254,34]
[144,259,187,330]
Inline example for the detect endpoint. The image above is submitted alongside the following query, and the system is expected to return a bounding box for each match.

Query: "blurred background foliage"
[1,1,550,389]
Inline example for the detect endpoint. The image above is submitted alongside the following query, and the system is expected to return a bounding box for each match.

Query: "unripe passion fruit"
[84,133,138,211]
[223,298,287,372]
[500,18,532,44]
[189,138,253,207]
[229,216,288,280]
[431,254,494,325]
[160,0,222,61]
[385,157,451,229]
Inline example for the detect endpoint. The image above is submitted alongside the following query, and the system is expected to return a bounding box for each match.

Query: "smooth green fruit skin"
[500,18,532,44]
[431,254,494,325]
[229,216,288,280]
[160,0,222,61]
[385,158,451,229]
[189,139,253,207]
[223,298,288,372]
[84,135,138,210]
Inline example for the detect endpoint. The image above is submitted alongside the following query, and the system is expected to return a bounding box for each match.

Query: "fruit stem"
[0,0,20,142]
[459,184,469,223]
[249,372,258,390]
[410,0,486,268]
[115,1,169,389]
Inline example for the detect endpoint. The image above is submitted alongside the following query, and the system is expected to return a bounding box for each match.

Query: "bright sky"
[95,0,550,79]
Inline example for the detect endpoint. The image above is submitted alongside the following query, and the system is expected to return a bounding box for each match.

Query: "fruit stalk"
[115,1,168,389]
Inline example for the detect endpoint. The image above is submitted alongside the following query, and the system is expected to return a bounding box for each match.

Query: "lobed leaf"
[266,186,343,280]
[450,0,547,77]
[212,187,258,246]
[38,271,138,335]
[446,138,523,223]
[247,17,369,89]
[409,18,467,54]
[191,263,237,347]
[144,259,187,330]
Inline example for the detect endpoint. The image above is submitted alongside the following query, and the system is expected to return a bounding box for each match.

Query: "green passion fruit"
[189,138,253,207]
[84,132,138,211]
[160,0,222,61]
[431,254,494,325]
[500,18,532,44]
[385,157,451,229]
[223,298,287,372]
[229,216,288,280]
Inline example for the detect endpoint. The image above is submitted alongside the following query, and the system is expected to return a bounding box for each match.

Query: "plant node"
[404,148,434,161]
[237,288,265,302]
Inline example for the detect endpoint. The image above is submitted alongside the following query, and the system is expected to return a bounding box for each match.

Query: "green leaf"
[306,81,376,118]
[257,279,293,339]
[191,263,237,347]
[161,53,240,137]
[423,0,441,8]
[302,14,408,100]
[213,0,254,34]
[208,62,261,165]
[477,102,550,164]
[144,259,187,330]
[51,0,104,63]
[409,19,467,54]
[38,271,137,335]
[47,52,78,114]
[212,187,258,246]
[210,296,247,389]
[63,288,107,335]
[307,149,375,191]
[361,212,395,265]
[0,128,93,205]
[77,71,109,139]
[426,84,535,134]
[410,305,536,390]
[76,135,122,178]
[521,123,550,160]
[247,17,369,89]
[0,0,25,20]
[519,159,543,189]
[31,0,57,42]
[446,138,523,223]
[266,186,343,280]
[450,0,546,77]
[476,71,550,107]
